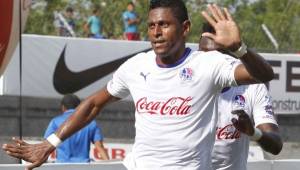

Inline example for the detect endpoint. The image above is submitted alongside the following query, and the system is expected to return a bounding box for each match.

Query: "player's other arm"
[231,110,282,155]
[256,123,282,155]
[94,140,109,160]
[2,87,118,170]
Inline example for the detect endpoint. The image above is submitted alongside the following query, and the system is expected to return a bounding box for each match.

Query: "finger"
[2,144,19,151]
[231,110,245,117]
[13,138,29,146]
[212,4,225,20]
[27,159,46,170]
[5,150,24,159]
[207,4,222,22]
[201,11,216,27]
[201,32,216,40]
[231,118,239,128]
[223,7,233,21]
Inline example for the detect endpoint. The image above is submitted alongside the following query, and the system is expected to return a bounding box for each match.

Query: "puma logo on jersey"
[140,72,150,81]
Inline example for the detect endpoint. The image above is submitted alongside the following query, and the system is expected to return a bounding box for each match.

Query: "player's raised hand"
[201,4,241,51]
[231,110,255,136]
[2,138,55,170]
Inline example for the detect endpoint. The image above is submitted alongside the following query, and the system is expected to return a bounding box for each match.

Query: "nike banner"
[1,35,300,114]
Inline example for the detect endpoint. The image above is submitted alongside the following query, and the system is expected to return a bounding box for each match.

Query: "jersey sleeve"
[91,121,103,143]
[250,84,278,127]
[212,53,240,88]
[43,119,57,138]
[106,61,130,98]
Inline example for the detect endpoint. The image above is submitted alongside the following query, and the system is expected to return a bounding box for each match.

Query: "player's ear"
[182,20,191,37]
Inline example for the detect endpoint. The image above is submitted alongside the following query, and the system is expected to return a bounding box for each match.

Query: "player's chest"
[218,89,252,123]
[128,65,214,96]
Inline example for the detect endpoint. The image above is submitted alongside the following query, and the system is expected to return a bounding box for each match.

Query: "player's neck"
[156,47,190,68]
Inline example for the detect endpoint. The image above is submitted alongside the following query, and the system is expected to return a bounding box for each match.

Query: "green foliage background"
[25,0,300,53]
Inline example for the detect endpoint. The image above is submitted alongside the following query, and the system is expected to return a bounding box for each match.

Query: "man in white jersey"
[3,1,275,170]
[199,23,282,170]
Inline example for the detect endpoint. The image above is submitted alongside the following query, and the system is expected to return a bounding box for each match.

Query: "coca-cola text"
[136,97,192,115]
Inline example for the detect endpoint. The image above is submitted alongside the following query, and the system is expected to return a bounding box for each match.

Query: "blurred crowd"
[54,2,141,41]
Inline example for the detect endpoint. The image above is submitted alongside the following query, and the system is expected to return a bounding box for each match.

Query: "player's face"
[147,8,190,60]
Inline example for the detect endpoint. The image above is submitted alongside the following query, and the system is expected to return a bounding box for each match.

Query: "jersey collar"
[156,48,191,68]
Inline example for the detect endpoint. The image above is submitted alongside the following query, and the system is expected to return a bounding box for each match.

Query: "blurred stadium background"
[0,0,300,169]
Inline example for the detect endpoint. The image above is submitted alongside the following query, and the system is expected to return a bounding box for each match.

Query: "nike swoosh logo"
[53,46,151,94]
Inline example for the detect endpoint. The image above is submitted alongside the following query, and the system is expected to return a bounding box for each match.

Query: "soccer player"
[199,23,282,170]
[3,1,275,170]
[44,94,109,162]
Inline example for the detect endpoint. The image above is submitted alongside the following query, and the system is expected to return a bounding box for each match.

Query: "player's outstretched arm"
[231,110,282,155]
[201,4,274,84]
[2,87,118,170]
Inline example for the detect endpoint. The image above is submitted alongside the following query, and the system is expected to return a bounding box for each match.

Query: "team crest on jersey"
[263,96,274,115]
[179,68,193,81]
[232,95,246,109]
[264,104,274,115]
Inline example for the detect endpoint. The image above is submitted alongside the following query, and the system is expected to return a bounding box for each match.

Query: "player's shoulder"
[246,83,268,93]
[125,50,154,64]
[87,120,98,128]
[230,83,267,94]
[190,50,235,62]
[117,50,154,71]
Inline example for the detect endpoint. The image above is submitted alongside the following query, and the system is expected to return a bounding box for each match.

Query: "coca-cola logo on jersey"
[136,97,192,115]
[216,124,240,140]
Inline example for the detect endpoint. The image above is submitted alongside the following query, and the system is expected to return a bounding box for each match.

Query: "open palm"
[201,4,241,51]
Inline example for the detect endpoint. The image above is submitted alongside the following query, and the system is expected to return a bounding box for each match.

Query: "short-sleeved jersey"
[107,48,240,170]
[122,11,138,33]
[44,109,103,163]
[212,84,278,170]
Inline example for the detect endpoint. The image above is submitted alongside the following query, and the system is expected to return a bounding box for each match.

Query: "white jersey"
[107,48,239,170]
[212,84,278,170]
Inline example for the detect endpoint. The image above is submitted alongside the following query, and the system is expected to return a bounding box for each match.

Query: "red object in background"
[0,1,13,73]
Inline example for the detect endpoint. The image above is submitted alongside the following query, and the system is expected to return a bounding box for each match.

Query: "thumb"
[231,118,239,128]
[202,32,216,40]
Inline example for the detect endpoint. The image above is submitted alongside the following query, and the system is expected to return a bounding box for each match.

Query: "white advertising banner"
[263,53,300,114]
[2,35,300,114]
[25,140,262,163]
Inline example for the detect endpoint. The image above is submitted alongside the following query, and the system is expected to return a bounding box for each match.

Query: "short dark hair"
[61,94,81,110]
[66,7,74,13]
[149,0,189,23]
[92,8,99,14]
[128,2,135,7]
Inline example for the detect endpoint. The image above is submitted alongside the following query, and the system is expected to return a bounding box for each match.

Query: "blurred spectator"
[122,2,140,40]
[44,94,109,162]
[53,7,76,37]
[84,7,104,39]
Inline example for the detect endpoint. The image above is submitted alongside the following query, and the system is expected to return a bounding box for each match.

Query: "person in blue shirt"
[44,94,109,162]
[84,7,104,39]
[122,2,140,40]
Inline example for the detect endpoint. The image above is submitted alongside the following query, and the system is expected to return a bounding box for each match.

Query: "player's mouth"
[153,40,167,48]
